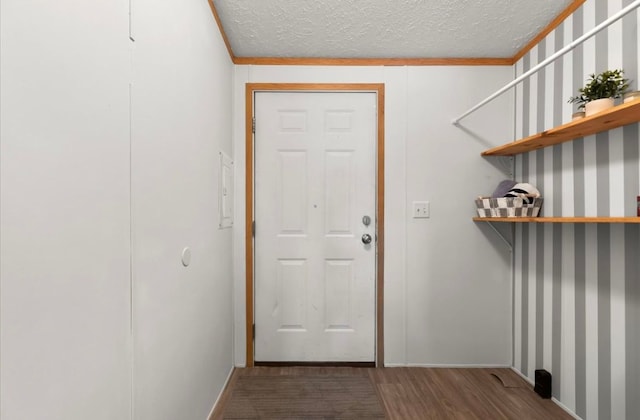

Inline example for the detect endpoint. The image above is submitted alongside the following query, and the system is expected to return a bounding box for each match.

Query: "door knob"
[361,233,372,244]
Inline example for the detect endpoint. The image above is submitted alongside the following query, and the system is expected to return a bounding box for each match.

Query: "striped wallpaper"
[513,1,640,419]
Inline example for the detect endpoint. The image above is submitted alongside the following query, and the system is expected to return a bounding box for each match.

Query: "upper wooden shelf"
[482,99,640,156]
[473,217,640,224]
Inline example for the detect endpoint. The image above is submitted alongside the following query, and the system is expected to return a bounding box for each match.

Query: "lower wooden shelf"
[473,217,640,223]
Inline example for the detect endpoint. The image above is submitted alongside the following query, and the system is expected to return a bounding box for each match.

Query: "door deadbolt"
[362,215,371,226]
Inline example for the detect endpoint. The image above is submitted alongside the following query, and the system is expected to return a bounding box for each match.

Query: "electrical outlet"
[412,201,430,218]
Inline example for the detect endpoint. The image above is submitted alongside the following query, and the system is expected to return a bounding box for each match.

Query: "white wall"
[130,0,234,418]
[0,0,132,418]
[233,65,515,366]
[1,0,234,419]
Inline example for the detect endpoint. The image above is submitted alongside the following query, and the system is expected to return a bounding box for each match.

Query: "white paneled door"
[254,91,377,362]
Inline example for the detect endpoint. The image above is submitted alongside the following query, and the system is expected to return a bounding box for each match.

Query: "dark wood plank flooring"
[211,367,573,419]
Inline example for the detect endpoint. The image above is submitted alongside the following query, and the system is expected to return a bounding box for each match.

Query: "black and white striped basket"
[475,197,493,218]
[475,196,543,218]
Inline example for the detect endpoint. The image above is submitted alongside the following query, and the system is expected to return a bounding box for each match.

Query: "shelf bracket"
[486,221,513,250]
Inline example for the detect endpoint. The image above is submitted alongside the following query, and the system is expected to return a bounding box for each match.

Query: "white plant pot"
[584,97,615,117]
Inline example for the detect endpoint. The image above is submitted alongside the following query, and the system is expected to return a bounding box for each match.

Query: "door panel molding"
[245,83,385,367]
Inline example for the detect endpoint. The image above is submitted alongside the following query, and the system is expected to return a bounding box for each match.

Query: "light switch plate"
[412,201,430,218]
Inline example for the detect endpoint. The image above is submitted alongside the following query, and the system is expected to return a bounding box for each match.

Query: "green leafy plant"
[568,69,630,109]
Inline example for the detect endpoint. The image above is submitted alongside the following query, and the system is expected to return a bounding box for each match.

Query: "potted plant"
[568,69,630,117]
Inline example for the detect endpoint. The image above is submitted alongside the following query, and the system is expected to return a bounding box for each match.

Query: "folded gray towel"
[491,180,517,198]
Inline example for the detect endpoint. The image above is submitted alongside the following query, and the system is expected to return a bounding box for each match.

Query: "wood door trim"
[246,83,385,367]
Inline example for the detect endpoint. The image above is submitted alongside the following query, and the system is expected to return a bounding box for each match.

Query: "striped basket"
[475,196,543,218]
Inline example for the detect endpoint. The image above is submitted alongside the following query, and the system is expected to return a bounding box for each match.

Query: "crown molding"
[510,0,586,64]
[232,57,513,66]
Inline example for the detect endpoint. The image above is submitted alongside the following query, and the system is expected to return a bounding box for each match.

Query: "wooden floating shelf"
[473,217,640,224]
[482,99,640,156]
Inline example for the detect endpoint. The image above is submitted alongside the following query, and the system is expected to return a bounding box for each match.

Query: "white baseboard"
[207,366,235,420]
[551,397,582,420]
[509,366,534,385]
[384,363,512,368]
[509,367,582,420]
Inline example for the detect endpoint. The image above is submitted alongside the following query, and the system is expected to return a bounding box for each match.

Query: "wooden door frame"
[245,83,385,367]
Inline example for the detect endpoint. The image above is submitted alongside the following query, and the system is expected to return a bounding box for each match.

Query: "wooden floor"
[211,366,573,419]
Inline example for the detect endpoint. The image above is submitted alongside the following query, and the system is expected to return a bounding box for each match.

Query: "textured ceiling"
[212,0,575,59]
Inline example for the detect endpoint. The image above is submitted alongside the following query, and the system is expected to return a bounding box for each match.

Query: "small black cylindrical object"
[534,369,552,399]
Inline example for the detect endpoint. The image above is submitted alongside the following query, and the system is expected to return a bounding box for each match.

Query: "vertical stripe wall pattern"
[513,1,640,419]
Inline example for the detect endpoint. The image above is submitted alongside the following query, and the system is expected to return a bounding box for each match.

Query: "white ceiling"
[212,0,575,59]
